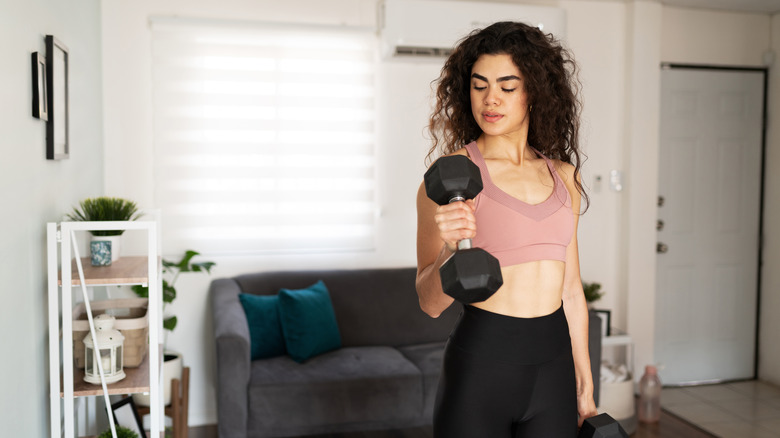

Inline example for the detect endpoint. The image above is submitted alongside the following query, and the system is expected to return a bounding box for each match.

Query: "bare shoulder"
[447,147,469,158]
[552,160,577,184]
[552,160,581,204]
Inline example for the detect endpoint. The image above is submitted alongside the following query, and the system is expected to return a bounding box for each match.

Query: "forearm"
[416,245,456,318]
[563,292,594,397]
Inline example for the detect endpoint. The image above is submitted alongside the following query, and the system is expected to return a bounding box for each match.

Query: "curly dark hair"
[427,21,588,209]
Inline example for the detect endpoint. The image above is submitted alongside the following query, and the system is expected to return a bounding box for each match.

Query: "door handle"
[657,242,668,254]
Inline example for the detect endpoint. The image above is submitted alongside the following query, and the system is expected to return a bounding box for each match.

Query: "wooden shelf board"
[63,349,152,398]
[58,256,155,286]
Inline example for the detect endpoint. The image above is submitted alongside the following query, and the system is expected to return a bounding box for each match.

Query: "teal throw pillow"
[278,280,342,363]
[238,293,286,360]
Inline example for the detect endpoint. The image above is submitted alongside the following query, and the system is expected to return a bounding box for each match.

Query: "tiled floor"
[661,380,780,437]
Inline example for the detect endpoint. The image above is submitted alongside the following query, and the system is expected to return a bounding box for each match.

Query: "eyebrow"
[471,73,521,82]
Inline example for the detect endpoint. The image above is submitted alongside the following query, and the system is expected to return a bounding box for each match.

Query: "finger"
[434,208,476,225]
[436,201,474,216]
[434,214,477,234]
[435,202,476,221]
[435,218,477,240]
[441,228,476,242]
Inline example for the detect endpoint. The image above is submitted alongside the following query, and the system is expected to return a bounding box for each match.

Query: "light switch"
[609,170,623,192]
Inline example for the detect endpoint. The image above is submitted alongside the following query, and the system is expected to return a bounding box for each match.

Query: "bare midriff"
[469,260,565,318]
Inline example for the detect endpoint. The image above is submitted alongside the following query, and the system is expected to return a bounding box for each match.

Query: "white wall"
[662,7,771,66]
[0,0,103,434]
[100,0,780,428]
[624,0,662,387]
[762,14,780,385]
[561,0,629,331]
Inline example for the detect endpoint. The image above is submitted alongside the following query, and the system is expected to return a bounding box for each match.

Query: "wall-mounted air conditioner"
[379,0,566,58]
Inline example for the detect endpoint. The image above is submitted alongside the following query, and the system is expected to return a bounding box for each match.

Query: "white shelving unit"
[47,221,162,438]
[602,329,634,374]
[600,328,637,435]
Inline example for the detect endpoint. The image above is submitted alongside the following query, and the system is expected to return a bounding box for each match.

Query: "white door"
[655,67,764,385]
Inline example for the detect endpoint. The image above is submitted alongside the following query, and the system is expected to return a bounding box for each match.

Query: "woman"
[415,21,597,437]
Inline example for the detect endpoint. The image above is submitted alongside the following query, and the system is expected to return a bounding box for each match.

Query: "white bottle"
[638,365,662,423]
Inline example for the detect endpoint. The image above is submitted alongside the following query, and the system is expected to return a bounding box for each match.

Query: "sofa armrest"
[210,278,251,438]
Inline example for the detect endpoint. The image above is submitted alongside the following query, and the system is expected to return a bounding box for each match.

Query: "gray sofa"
[211,267,601,438]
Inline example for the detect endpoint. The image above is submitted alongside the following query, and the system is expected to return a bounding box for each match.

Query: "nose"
[483,86,500,106]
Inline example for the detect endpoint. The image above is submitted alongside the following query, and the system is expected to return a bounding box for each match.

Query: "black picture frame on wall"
[31,52,48,121]
[594,309,612,337]
[45,35,69,160]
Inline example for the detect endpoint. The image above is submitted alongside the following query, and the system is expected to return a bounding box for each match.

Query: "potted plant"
[67,197,141,263]
[131,249,215,407]
[97,425,138,438]
[583,281,610,337]
[582,281,604,307]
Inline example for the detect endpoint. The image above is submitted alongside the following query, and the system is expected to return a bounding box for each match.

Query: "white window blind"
[150,19,377,255]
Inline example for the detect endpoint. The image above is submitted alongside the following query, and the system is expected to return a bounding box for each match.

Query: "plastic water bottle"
[638,365,662,423]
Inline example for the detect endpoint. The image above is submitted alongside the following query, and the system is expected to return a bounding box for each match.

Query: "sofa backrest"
[233,267,461,348]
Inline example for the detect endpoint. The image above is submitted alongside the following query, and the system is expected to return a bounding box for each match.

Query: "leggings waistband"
[448,304,571,365]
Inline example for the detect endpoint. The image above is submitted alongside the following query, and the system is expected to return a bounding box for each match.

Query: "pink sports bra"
[464,142,574,267]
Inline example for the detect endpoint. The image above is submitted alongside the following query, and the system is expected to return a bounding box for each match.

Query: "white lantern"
[83,314,126,384]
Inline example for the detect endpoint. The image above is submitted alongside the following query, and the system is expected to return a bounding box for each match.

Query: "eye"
[502,88,516,93]
[473,85,486,91]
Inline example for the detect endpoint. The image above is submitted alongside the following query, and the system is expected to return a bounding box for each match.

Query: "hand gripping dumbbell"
[578,413,629,438]
[424,155,503,303]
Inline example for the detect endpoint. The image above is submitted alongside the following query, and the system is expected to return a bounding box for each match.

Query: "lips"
[483,112,503,123]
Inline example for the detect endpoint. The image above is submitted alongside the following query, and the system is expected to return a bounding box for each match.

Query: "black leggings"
[434,304,577,438]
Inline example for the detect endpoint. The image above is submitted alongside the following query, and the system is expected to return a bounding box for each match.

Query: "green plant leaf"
[132,250,215,333]
[174,250,200,272]
[133,282,175,303]
[66,197,140,236]
[131,284,148,298]
[582,281,604,303]
[163,315,177,331]
[98,425,139,438]
[163,279,176,304]
[191,261,216,273]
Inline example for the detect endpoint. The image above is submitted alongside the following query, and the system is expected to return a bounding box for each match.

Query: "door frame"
[660,62,768,381]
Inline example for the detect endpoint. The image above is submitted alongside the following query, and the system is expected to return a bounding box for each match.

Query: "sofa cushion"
[247,346,423,435]
[398,341,447,421]
[238,293,286,360]
[278,280,342,362]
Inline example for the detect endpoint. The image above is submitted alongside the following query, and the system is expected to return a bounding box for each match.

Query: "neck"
[478,134,536,166]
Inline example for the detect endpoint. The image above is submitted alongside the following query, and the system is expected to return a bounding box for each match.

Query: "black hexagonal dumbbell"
[578,413,629,438]
[423,155,503,303]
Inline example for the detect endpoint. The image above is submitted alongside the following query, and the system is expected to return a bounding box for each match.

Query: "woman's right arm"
[415,182,476,317]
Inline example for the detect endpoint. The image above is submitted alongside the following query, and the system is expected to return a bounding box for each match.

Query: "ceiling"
[659,0,780,14]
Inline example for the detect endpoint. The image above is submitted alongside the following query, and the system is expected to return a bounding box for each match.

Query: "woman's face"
[469,53,530,140]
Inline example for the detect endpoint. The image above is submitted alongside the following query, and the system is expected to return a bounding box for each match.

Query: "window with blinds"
[150,20,377,255]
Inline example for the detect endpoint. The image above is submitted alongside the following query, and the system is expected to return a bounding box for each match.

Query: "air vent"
[394,46,454,57]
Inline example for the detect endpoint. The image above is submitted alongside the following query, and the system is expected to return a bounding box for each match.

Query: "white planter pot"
[90,235,121,262]
[133,351,183,407]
